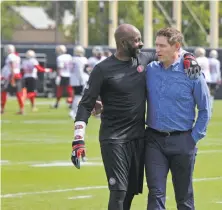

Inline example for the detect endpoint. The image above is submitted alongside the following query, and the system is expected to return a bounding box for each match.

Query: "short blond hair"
[156,27,184,45]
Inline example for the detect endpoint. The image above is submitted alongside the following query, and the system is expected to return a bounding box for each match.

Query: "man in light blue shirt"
[145,27,211,210]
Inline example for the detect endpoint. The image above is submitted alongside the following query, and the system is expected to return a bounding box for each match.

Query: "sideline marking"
[0,159,102,166]
[167,177,222,183]
[0,160,9,165]
[193,177,222,182]
[1,177,222,199]
[1,186,107,198]
[1,120,70,124]
[68,195,93,200]
[31,161,103,167]
[198,150,222,154]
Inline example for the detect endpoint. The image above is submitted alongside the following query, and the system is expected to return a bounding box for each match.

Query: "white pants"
[69,95,82,120]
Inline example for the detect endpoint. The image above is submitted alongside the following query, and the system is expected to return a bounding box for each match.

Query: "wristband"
[74,121,86,141]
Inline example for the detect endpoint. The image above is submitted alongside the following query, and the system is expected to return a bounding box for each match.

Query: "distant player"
[104,48,113,57]
[208,49,221,111]
[22,50,51,111]
[69,45,89,120]
[195,47,212,86]
[87,46,107,73]
[52,45,73,108]
[1,45,24,114]
[1,64,11,114]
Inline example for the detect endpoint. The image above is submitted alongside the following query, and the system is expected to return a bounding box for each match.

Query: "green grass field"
[1,98,222,210]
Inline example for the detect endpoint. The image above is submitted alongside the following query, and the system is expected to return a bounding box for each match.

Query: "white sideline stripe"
[31,161,103,167]
[68,195,92,200]
[0,160,9,165]
[1,120,70,124]
[198,150,222,154]
[215,201,222,204]
[1,177,222,199]
[0,159,102,166]
[167,177,222,183]
[201,143,222,146]
[1,186,107,198]
[23,120,70,124]
[192,177,222,182]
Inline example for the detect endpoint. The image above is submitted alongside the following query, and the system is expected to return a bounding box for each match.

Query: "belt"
[148,127,191,137]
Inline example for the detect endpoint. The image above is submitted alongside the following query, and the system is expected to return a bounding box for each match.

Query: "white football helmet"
[209,50,218,59]
[194,47,206,57]
[92,46,103,56]
[56,45,67,55]
[74,45,85,56]
[4,44,15,55]
[26,50,36,59]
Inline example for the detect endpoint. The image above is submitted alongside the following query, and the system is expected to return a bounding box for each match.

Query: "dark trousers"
[145,128,197,210]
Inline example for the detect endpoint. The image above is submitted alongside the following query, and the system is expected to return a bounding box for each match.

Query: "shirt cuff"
[191,131,204,143]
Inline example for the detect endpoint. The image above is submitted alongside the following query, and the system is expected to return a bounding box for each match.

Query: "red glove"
[183,53,201,79]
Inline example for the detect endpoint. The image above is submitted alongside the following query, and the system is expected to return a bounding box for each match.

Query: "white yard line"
[167,176,222,183]
[0,160,9,165]
[23,120,70,124]
[198,150,222,154]
[0,159,102,166]
[201,143,222,146]
[193,177,222,182]
[215,201,222,204]
[1,186,107,198]
[1,177,222,199]
[1,120,70,124]
[31,161,103,167]
[68,195,93,200]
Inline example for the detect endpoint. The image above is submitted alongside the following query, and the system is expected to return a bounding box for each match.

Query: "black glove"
[71,121,86,169]
[183,53,201,79]
[71,140,86,169]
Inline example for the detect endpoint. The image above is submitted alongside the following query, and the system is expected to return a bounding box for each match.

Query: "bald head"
[114,24,143,59]
[114,24,140,43]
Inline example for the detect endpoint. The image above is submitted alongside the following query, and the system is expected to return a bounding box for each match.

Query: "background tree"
[87,1,109,45]
[44,1,74,25]
[1,1,221,47]
[219,4,222,47]
[1,1,21,41]
[181,1,210,47]
[118,1,143,33]
[1,1,46,41]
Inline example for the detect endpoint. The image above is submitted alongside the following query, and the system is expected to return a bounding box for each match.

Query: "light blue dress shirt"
[146,57,211,143]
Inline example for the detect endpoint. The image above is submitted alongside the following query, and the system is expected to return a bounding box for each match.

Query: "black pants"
[8,79,22,94]
[208,83,219,96]
[72,86,83,95]
[24,77,37,93]
[145,128,197,210]
[60,76,70,86]
[101,139,145,195]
